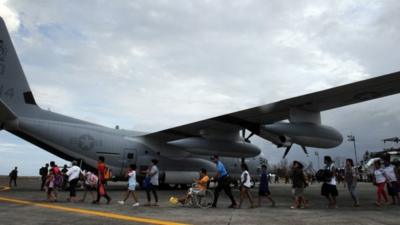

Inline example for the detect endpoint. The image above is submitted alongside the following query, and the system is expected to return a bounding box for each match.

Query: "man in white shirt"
[145,159,159,206]
[66,160,82,202]
[383,158,400,204]
[321,156,338,208]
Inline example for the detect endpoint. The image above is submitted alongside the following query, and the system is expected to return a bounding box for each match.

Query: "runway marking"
[0,196,190,225]
[0,186,11,191]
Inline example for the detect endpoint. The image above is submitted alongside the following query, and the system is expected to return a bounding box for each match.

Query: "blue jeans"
[347,181,358,204]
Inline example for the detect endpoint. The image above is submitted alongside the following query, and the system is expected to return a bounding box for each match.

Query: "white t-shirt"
[241,170,252,188]
[374,168,386,183]
[383,165,397,182]
[66,165,81,182]
[149,165,159,186]
[325,163,337,186]
[128,170,136,187]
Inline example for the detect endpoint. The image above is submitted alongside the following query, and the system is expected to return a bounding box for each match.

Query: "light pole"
[347,134,358,165]
[314,151,320,170]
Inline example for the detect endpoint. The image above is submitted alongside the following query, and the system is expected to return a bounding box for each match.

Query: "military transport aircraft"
[0,17,400,184]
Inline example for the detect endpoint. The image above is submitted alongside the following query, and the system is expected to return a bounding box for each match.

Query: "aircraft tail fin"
[0,17,39,121]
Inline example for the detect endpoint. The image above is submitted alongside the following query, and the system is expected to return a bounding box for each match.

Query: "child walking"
[290,161,308,209]
[118,164,140,207]
[258,165,276,207]
[238,163,255,208]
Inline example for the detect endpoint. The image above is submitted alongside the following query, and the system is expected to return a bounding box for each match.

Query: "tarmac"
[0,176,399,225]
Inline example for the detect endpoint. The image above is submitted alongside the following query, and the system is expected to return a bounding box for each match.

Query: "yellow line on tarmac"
[0,186,11,191]
[0,196,190,225]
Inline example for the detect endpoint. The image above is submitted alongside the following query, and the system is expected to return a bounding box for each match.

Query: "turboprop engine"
[259,122,343,158]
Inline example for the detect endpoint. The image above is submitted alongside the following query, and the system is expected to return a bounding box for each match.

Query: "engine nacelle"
[260,122,343,148]
[167,137,261,157]
[163,171,200,184]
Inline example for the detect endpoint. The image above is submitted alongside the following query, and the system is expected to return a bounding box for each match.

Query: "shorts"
[47,188,53,195]
[128,185,136,191]
[321,183,338,197]
[190,188,205,196]
[292,188,304,197]
[259,189,271,196]
[241,185,251,191]
[387,182,399,196]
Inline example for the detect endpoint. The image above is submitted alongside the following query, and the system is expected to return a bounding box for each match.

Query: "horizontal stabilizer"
[0,98,16,122]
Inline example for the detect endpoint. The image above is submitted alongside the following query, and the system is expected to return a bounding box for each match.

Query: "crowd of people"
[8,154,400,210]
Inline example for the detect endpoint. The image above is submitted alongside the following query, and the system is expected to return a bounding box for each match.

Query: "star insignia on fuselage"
[70,135,102,151]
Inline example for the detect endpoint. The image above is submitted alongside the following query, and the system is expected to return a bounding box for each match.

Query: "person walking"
[383,158,400,205]
[46,162,62,202]
[66,161,82,202]
[211,155,237,208]
[373,160,389,206]
[238,163,254,208]
[118,164,140,207]
[93,156,111,204]
[290,161,308,209]
[8,167,18,187]
[321,156,338,208]
[344,158,359,207]
[61,164,69,191]
[39,164,49,191]
[80,170,98,203]
[144,159,159,206]
[257,165,275,207]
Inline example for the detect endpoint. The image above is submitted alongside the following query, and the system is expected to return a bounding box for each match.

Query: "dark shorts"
[321,183,338,197]
[240,186,251,192]
[387,182,399,196]
[259,189,271,196]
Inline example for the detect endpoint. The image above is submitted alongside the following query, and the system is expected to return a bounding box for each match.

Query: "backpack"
[316,169,333,182]
[104,167,112,181]
[53,174,64,187]
[39,167,45,176]
[142,176,152,189]
[87,174,98,186]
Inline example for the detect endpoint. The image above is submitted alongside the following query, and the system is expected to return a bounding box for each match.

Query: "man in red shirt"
[93,156,111,204]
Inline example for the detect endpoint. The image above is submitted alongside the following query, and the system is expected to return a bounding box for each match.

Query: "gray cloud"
[1,0,400,175]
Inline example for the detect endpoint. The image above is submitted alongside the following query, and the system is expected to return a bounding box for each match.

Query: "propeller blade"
[241,129,245,138]
[283,145,292,159]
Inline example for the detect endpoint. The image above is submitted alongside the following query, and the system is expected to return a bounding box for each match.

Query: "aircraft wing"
[143,71,400,142]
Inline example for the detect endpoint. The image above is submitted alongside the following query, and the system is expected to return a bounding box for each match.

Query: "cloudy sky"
[1,0,400,175]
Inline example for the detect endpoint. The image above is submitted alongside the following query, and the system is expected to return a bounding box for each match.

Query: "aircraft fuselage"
[3,113,264,184]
